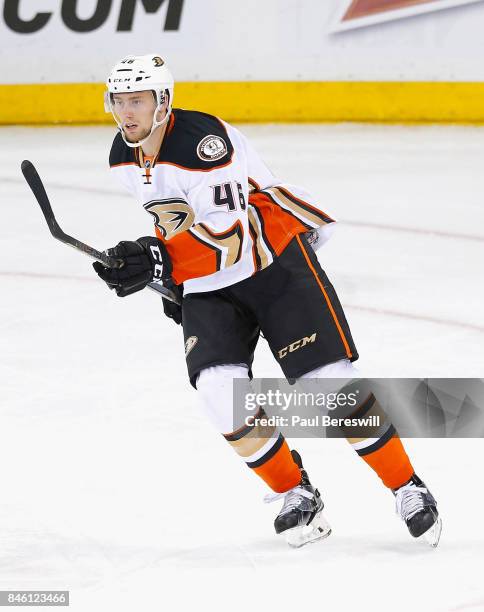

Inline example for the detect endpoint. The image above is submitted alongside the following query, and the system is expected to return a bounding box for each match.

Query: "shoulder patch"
[196,135,228,162]
[158,109,234,171]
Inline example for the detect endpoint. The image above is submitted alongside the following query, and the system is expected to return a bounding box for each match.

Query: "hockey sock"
[197,365,301,493]
[223,408,302,493]
[356,435,414,489]
[342,392,414,489]
[299,361,414,490]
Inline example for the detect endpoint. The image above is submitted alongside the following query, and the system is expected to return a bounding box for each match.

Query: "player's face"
[112,91,158,143]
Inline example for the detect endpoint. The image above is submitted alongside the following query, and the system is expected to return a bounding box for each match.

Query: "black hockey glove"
[93,236,172,298]
[162,280,183,325]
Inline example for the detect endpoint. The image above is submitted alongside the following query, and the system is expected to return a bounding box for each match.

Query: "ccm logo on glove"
[149,244,164,281]
[93,236,171,297]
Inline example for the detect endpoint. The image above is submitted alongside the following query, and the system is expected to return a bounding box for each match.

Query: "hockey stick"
[21,160,180,305]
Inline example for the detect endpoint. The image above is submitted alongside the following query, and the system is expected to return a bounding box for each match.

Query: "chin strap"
[118,107,171,149]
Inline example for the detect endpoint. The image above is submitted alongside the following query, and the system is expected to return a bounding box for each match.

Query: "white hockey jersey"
[109,109,334,295]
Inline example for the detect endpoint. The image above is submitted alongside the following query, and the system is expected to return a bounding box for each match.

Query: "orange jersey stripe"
[153,157,234,173]
[249,191,309,254]
[110,161,138,168]
[156,226,218,283]
[156,219,244,285]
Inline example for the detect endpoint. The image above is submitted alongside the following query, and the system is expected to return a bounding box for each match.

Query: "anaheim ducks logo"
[143,199,195,240]
[152,56,165,67]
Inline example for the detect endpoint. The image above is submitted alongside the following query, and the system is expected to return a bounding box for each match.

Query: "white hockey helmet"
[105,54,174,148]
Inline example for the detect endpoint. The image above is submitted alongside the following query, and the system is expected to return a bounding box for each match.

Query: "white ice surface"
[0,124,483,612]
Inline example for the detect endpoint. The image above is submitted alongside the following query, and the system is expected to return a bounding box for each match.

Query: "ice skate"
[264,450,331,548]
[393,474,442,547]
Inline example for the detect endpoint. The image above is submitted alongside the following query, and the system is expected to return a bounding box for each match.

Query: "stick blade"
[20,159,61,236]
[21,159,51,208]
[21,159,41,188]
[21,159,33,173]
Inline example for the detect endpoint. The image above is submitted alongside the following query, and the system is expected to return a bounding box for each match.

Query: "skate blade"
[284,511,332,549]
[422,516,442,548]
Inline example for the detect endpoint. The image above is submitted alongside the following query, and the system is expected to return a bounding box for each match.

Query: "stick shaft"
[20,160,180,305]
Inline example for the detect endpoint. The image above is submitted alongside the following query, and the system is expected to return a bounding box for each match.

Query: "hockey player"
[94,54,442,548]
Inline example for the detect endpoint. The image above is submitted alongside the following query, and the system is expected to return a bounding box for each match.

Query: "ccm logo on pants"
[278,333,317,359]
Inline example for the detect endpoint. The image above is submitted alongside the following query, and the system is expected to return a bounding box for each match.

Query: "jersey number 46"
[211,182,246,212]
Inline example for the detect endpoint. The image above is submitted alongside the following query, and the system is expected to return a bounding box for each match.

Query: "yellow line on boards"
[2,81,484,124]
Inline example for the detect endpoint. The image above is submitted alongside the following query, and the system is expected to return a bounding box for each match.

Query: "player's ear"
[156,102,168,123]
[158,90,169,111]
